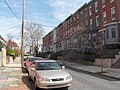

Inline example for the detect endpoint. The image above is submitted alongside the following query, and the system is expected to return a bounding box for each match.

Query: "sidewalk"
[4,57,21,68]
[0,57,30,90]
[57,60,120,80]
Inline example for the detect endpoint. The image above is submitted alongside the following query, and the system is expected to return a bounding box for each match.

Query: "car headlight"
[40,77,50,82]
[66,75,72,80]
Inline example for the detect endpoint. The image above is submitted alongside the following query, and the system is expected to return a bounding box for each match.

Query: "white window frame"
[89,6,92,16]
[111,7,115,20]
[96,15,99,26]
[95,1,98,12]
[90,19,92,29]
[85,20,88,26]
[84,8,87,17]
[74,17,76,21]
[110,0,114,3]
[80,12,83,20]
[103,11,107,23]
[77,14,79,19]
[102,0,105,8]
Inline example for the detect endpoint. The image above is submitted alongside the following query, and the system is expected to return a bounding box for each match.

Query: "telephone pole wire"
[21,0,25,68]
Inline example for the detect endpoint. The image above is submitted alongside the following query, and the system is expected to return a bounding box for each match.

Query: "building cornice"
[104,22,118,27]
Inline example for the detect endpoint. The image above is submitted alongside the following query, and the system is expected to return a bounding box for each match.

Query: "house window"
[106,29,109,39]
[111,28,116,38]
[68,20,69,25]
[77,14,79,19]
[90,19,92,29]
[89,6,92,16]
[74,17,76,21]
[84,9,87,17]
[103,11,107,23]
[80,12,83,20]
[111,7,115,20]
[85,20,88,26]
[70,18,72,22]
[102,0,105,8]
[95,1,98,12]
[96,15,99,26]
[110,0,114,3]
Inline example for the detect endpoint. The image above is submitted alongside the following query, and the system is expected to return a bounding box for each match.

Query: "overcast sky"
[0,0,89,45]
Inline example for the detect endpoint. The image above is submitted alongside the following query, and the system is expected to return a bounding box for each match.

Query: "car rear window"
[29,58,42,61]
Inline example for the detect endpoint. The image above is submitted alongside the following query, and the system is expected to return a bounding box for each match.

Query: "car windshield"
[24,54,30,56]
[36,62,61,70]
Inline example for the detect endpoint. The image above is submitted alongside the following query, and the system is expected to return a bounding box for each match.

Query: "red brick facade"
[43,0,120,52]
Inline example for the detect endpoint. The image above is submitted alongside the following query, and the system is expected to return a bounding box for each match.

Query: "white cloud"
[47,0,88,21]
[0,16,21,43]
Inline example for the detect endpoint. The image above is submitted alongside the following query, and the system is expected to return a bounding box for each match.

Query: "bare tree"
[24,22,44,54]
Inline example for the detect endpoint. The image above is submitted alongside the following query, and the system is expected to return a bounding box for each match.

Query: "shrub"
[6,48,16,59]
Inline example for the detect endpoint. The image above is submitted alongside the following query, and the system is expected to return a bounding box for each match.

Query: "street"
[28,68,120,90]
[0,66,120,90]
[67,69,120,90]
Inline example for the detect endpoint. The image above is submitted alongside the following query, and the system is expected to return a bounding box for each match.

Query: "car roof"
[34,60,56,63]
[29,57,42,59]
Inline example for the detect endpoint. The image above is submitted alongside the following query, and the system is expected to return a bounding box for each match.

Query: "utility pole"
[21,0,25,68]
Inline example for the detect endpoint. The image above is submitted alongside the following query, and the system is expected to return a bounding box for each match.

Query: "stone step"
[112,65,120,68]
[112,59,120,68]
[115,55,120,60]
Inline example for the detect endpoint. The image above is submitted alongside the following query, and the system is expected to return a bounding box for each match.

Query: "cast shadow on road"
[30,80,69,90]
[21,76,32,90]
[22,75,68,90]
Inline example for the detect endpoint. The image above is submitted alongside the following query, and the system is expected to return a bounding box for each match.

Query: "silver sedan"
[28,60,72,89]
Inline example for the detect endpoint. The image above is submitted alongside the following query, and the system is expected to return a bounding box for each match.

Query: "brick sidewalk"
[2,70,30,90]
[0,57,31,90]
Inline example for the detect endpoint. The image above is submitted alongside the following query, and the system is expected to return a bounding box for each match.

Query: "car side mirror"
[31,68,35,71]
[62,66,65,69]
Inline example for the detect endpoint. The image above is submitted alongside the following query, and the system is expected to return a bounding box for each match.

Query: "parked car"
[28,60,72,89]
[24,57,43,68]
[24,53,31,61]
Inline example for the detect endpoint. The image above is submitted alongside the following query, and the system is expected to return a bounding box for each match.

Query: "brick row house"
[42,0,120,53]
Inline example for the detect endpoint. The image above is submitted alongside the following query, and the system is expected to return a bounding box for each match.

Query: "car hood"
[37,70,70,78]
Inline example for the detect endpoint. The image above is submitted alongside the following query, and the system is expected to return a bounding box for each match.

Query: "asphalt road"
[67,69,120,90]
[29,68,120,90]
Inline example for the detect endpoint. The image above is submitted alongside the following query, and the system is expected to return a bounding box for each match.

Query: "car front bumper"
[37,79,72,89]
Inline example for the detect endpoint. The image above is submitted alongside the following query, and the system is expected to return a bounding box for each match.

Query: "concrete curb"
[3,64,21,68]
[65,65,120,81]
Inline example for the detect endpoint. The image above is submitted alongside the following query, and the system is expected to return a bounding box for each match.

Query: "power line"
[8,0,20,19]
[3,0,21,22]
[25,22,55,27]
[0,25,20,32]
[41,24,55,27]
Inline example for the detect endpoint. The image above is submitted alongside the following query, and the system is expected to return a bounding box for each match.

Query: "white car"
[29,60,72,89]
[24,54,31,60]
